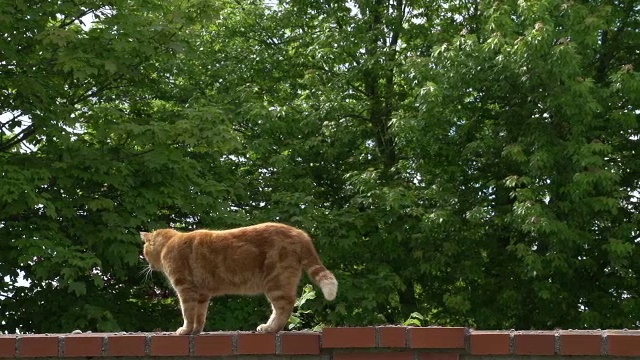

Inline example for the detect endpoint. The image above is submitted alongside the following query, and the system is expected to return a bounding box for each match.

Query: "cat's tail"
[301,239,338,301]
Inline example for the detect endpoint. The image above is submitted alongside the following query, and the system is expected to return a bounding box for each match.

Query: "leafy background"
[1,0,638,332]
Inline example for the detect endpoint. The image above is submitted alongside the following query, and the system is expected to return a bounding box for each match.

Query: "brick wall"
[1,327,640,358]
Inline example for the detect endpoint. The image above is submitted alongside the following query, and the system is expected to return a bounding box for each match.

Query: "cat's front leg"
[192,295,211,334]
[176,290,200,335]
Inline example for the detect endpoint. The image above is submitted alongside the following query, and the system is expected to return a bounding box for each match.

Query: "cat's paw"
[176,327,192,335]
[256,324,274,333]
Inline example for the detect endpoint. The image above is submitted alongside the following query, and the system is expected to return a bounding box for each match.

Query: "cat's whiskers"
[139,265,154,283]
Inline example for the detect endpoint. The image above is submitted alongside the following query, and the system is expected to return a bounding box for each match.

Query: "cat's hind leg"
[257,293,295,333]
[258,303,277,332]
[257,270,300,333]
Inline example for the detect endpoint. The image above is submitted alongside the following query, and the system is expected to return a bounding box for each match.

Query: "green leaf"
[68,281,87,297]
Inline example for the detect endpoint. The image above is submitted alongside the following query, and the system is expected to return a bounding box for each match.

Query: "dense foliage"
[1,0,638,333]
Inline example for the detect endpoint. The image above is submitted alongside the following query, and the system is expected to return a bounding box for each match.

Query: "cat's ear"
[140,232,148,242]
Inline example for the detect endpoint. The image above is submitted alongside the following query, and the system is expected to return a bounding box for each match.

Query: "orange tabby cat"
[140,222,337,334]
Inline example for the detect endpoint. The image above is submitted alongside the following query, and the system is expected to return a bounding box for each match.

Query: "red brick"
[64,335,103,357]
[107,335,146,356]
[470,331,510,355]
[334,351,414,360]
[409,327,466,349]
[0,337,15,358]
[322,327,376,348]
[193,333,233,356]
[280,332,320,355]
[420,354,459,360]
[514,332,555,355]
[378,326,407,347]
[150,335,189,356]
[18,336,59,357]
[236,333,275,355]
[560,333,601,355]
[608,333,640,356]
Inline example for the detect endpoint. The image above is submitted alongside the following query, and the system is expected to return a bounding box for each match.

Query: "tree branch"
[59,8,96,29]
[0,292,17,301]
[0,124,35,152]
[0,111,23,132]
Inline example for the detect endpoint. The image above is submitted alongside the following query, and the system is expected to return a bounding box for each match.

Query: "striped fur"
[140,222,337,334]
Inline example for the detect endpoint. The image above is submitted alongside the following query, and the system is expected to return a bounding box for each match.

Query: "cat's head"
[140,229,175,271]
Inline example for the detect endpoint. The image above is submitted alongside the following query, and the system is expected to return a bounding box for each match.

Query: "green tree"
[400,0,640,328]
[1,0,248,332]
